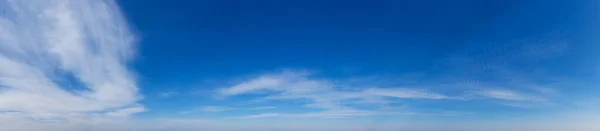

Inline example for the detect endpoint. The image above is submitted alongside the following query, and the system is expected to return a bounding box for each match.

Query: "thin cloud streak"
[217,69,561,118]
[217,70,455,118]
[477,89,547,101]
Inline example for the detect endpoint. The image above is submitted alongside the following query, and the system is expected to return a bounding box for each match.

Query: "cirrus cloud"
[0,0,142,124]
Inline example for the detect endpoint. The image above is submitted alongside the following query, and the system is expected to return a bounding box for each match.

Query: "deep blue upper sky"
[118,0,596,88]
[116,0,600,125]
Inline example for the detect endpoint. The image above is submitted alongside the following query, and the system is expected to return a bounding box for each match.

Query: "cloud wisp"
[477,89,546,101]
[214,69,568,119]
[0,0,142,126]
[216,70,455,118]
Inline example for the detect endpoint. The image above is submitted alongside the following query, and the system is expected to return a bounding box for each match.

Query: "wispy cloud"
[464,88,554,110]
[217,70,453,118]
[217,70,311,96]
[0,0,141,125]
[363,88,449,99]
[216,68,566,117]
[475,89,547,102]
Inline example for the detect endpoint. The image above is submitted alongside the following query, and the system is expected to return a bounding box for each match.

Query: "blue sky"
[1,0,600,130]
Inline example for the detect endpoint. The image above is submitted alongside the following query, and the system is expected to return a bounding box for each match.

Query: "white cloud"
[0,0,142,127]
